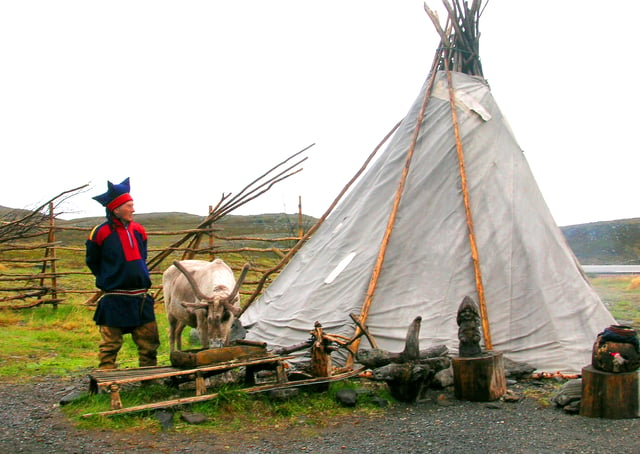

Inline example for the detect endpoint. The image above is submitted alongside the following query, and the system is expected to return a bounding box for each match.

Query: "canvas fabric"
[240,71,616,373]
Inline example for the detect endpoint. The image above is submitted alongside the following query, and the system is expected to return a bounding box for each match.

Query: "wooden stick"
[241,119,403,312]
[82,366,365,417]
[349,313,378,348]
[442,54,492,350]
[348,41,445,365]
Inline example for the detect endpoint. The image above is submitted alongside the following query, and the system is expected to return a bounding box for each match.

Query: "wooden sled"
[83,365,365,417]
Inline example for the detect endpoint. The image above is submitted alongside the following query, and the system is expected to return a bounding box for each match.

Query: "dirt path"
[2,375,639,454]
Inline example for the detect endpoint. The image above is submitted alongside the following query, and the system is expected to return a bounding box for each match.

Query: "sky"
[1,1,638,227]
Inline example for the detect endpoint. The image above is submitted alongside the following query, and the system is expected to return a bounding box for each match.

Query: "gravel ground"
[2,374,639,454]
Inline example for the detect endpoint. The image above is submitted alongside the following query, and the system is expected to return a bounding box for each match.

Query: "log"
[170,345,268,368]
[580,365,640,419]
[310,322,332,378]
[452,351,506,402]
[356,344,448,368]
[372,362,433,402]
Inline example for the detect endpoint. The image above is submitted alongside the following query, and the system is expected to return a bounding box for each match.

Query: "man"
[86,177,160,369]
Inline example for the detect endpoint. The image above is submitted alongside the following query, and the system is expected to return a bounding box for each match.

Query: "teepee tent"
[240,1,616,373]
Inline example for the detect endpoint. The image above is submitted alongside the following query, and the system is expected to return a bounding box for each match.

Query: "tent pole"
[240,119,402,315]
[347,52,444,367]
[443,58,493,351]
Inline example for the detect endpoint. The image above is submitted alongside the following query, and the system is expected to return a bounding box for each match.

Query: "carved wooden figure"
[452,296,506,402]
[457,295,482,358]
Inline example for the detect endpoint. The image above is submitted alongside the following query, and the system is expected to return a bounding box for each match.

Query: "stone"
[503,357,535,379]
[180,412,207,425]
[551,379,582,407]
[156,410,175,430]
[267,388,300,402]
[436,394,454,407]
[335,388,358,407]
[501,389,522,403]
[563,401,581,414]
[433,366,454,388]
[371,395,389,408]
[59,389,86,406]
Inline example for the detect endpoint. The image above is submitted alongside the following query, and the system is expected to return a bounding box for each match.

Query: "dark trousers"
[98,321,160,369]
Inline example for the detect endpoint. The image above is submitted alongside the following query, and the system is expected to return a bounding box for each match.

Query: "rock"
[484,402,502,409]
[59,389,86,406]
[267,388,300,401]
[156,410,174,430]
[335,388,357,407]
[562,400,580,414]
[370,396,389,408]
[180,412,207,425]
[433,366,454,388]
[354,387,373,397]
[501,389,522,403]
[503,357,535,379]
[436,394,454,407]
[551,379,582,407]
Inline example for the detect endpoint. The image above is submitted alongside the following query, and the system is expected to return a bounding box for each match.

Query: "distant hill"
[1,205,638,264]
[561,218,640,265]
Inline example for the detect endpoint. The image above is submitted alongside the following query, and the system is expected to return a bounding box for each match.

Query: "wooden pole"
[241,120,403,312]
[208,205,215,260]
[443,58,492,350]
[297,196,303,239]
[347,48,445,366]
[46,202,58,309]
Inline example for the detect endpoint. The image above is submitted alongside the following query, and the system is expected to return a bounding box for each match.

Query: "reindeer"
[162,259,250,352]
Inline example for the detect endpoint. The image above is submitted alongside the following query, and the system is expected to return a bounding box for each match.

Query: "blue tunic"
[86,219,156,328]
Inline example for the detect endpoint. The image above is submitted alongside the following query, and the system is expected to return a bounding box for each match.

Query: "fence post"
[209,205,215,260]
[45,202,58,309]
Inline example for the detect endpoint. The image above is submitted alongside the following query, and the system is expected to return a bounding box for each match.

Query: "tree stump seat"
[452,351,506,402]
[580,365,640,419]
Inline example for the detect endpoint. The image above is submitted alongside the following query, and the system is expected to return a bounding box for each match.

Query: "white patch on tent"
[324,252,356,284]
[432,78,492,121]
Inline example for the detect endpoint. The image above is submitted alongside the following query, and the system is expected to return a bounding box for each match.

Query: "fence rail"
[0,203,305,310]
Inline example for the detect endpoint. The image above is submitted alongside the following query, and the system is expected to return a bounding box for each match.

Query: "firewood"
[356,344,448,368]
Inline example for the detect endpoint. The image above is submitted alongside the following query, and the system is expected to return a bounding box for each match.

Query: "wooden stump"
[580,365,640,419]
[452,351,506,402]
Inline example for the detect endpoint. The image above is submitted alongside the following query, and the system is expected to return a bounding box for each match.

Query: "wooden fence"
[0,203,306,310]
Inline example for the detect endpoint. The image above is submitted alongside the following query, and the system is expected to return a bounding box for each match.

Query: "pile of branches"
[0,185,88,244]
[145,144,314,272]
[424,0,487,77]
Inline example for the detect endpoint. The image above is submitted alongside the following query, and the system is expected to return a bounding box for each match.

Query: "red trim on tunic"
[117,224,143,262]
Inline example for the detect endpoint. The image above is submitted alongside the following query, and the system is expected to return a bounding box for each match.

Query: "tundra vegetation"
[0,211,638,434]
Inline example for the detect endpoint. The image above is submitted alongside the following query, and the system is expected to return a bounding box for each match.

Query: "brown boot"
[98,325,123,369]
[132,321,160,367]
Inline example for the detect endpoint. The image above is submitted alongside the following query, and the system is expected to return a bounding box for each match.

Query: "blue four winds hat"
[92,177,133,211]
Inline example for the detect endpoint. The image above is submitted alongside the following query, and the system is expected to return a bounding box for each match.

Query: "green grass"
[0,274,638,434]
[0,300,180,379]
[64,379,387,434]
[587,275,640,328]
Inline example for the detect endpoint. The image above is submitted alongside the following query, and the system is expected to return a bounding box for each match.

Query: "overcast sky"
[1,1,638,226]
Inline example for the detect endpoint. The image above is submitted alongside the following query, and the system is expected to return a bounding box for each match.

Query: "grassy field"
[1,274,637,382]
[0,273,637,431]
